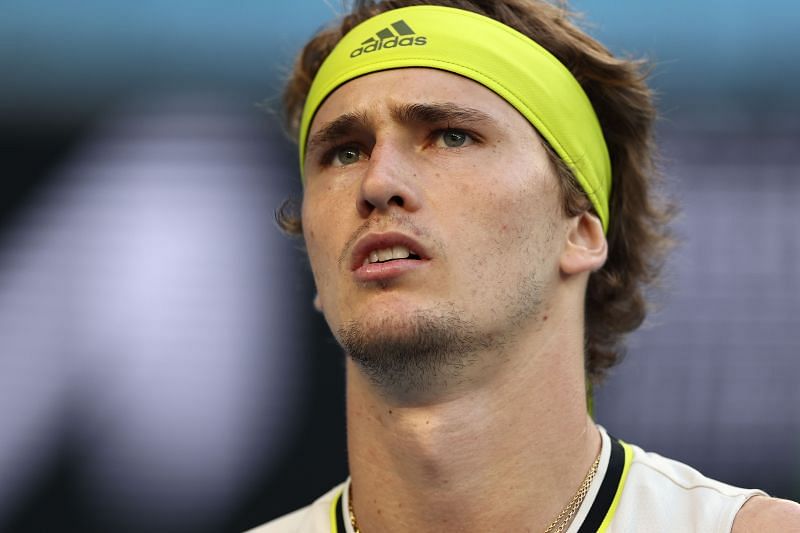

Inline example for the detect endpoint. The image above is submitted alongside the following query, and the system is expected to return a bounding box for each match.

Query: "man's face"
[302,68,569,390]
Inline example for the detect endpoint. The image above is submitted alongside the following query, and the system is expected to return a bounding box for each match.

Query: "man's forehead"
[309,68,513,132]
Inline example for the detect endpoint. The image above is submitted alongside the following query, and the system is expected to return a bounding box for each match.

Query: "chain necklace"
[347,483,360,533]
[542,453,601,533]
[347,451,601,533]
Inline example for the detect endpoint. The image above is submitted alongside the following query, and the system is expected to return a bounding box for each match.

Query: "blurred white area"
[0,95,305,529]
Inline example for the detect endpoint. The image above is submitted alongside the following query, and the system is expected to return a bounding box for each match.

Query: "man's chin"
[335,309,490,398]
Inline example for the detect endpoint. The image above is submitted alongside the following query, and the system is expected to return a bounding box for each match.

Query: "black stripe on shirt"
[577,435,626,532]
[335,489,347,533]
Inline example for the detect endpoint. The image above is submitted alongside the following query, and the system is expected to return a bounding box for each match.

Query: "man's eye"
[436,129,472,148]
[332,146,363,166]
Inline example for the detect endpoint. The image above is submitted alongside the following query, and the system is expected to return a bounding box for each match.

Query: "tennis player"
[250,1,800,531]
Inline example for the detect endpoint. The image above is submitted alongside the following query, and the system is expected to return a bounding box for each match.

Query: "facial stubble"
[337,271,545,398]
[338,308,487,396]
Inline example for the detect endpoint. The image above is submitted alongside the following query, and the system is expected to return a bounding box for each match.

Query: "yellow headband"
[299,5,612,231]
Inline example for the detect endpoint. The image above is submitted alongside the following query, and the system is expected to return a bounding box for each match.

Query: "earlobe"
[560,212,608,275]
[313,292,323,312]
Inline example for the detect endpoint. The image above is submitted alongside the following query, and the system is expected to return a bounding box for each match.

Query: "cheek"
[446,164,562,275]
[302,198,340,291]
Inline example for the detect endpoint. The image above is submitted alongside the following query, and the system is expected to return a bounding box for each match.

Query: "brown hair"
[277,0,675,384]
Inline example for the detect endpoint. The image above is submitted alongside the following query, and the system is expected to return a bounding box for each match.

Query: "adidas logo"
[350,20,428,58]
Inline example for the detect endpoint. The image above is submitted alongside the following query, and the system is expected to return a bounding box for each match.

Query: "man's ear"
[560,212,608,275]
[313,292,323,312]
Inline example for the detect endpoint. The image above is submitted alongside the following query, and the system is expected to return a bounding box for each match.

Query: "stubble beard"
[337,272,545,400]
[337,308,491,398]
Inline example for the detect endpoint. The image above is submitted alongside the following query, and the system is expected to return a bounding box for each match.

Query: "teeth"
[366,245,413,264]
[392,245,410,259]
[378,248,393,262]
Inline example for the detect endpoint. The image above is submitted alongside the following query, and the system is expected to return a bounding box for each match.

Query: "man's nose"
[356,141,422,218]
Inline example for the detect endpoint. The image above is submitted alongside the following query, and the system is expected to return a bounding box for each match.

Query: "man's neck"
[345,318,601,533]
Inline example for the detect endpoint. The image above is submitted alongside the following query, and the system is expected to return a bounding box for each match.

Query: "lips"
[350,232,431,279]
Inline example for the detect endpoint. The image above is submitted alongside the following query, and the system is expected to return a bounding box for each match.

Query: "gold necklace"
[347,452,601,533]
[542,453,601,533]
[347,483,361,533]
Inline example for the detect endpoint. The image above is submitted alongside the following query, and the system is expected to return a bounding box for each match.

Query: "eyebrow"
[305,102,496,155]
[391,102,495,127]
[306,110,373,156]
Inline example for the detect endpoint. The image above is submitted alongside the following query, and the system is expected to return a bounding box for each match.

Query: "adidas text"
[350,20,427,58]
[350,36,427,58]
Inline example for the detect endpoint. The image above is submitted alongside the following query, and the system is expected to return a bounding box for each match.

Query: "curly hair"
[277,0,675,384]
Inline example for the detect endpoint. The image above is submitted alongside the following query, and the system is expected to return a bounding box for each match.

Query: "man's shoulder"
[244,482,347,533]
[731,496,800,533]
[611,440,768,532]
[625,442,765,499]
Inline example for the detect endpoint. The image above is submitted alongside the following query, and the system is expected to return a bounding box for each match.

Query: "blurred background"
[1,1,798,531]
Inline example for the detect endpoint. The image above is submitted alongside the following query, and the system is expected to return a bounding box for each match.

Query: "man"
[250,0,800,531]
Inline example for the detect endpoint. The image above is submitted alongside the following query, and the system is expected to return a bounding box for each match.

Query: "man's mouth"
[362,245,422,266]
[350,232,431,281]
